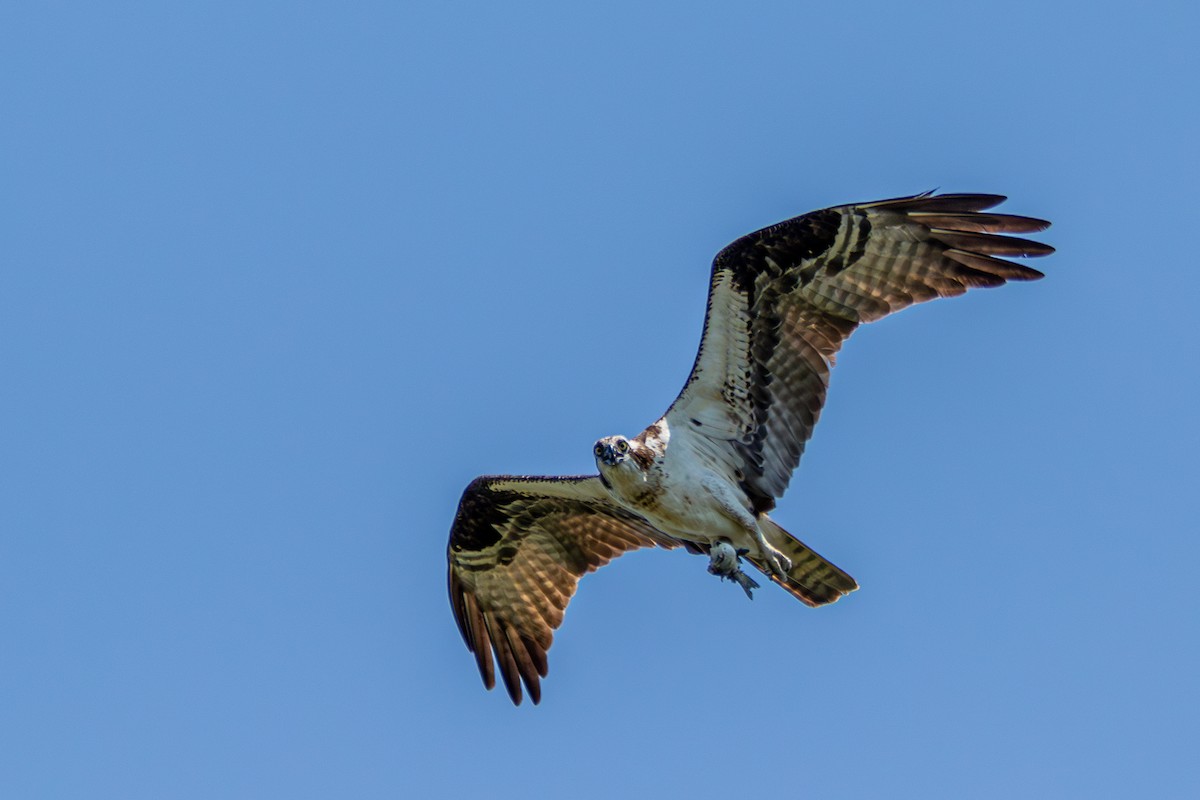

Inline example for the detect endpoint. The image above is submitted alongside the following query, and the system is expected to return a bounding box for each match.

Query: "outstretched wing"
[447,475,678,705]
[665,192,1053,514]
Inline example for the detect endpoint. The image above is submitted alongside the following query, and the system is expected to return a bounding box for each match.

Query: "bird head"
[593,435,631,469]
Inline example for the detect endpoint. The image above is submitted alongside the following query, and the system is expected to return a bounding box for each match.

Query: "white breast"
[616,419,757,550]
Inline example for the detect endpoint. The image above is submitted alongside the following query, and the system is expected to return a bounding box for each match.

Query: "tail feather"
[749,518,858,607]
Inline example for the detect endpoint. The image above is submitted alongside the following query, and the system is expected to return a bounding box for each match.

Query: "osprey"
[447,192,1053,704]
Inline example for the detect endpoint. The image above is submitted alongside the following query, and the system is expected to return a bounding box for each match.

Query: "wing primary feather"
[486,610,524,705]
[465,592,495,690]
[448,571,470,646]
[928,229,1056,257]
[944,249,1046,280]
[504,625,543,705]
[527,638,549,678]
[872,192,1008,212]
[909,211,1050,234]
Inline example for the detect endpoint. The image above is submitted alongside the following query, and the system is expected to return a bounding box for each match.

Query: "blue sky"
[3,1,1198,797]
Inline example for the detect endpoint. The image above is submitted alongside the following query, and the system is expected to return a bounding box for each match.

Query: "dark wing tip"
[452,578,496,691]
[449,568,546,706]
[904,193,1053,286]
[476,615,551,706]
[858,192,1054,288]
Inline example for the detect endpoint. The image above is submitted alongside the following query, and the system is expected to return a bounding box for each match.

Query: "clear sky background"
[3,2,1197,798]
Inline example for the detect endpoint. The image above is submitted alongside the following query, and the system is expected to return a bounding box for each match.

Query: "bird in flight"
[446,192,1053,704]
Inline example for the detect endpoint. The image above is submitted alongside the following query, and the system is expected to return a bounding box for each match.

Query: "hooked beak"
[598,443,620,467]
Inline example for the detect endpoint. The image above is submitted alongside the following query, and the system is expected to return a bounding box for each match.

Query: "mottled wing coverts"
[665,192,1053,514]
[447,476,678,705]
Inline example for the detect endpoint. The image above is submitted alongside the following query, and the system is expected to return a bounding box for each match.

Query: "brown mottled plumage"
[447,192,1053,704]
[447,476,678,705]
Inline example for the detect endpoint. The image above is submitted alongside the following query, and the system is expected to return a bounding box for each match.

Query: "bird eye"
[617,440,629,453]
[594,443,604,457]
